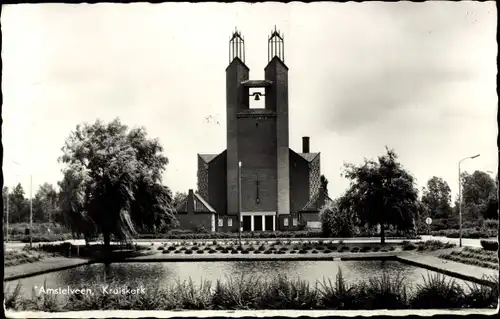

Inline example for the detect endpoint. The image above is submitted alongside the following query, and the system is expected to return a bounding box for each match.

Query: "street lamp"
[11,161,33,248]
[5,174,22,243]
[238,161,242,247]
[458,154,480,247]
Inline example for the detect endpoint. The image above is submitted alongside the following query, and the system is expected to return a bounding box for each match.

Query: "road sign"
[425,217,432,225]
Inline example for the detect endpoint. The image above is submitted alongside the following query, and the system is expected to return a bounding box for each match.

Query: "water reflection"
[6,260,474,299]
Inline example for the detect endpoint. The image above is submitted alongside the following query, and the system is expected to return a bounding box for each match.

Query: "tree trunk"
[103,231,111,253]
[380,223,386,245]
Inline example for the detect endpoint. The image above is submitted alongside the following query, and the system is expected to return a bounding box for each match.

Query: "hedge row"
[137,230,420,240]
[480,240,499,251]
[431,228,497,239]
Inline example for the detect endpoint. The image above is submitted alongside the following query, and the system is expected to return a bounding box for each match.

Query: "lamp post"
[238,161,242,247]
[6,193,9,243]
[11,161,33,248]
[458,154,480,248]
[5,173,23,243]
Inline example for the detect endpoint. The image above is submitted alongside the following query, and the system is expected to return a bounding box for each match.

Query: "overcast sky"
[2,2,497,203]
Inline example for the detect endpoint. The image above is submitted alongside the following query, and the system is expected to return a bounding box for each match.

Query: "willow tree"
[341,147,421,244]
[57,118,177,249]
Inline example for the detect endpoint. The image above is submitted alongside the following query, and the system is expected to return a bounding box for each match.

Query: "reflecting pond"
[6,260,476,299]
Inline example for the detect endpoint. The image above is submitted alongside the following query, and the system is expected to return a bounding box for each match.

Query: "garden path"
[397,252,498,287]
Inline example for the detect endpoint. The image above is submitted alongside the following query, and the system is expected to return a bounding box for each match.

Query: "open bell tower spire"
[229,27,246,64]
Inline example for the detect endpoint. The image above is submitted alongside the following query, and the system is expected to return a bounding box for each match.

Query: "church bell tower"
[225,27,290,232]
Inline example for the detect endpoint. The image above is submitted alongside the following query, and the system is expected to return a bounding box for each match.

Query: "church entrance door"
[242,216,251,232]
[254,216,263,231]
[265,216,274,231]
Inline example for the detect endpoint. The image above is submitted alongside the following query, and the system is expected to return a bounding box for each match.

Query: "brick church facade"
[176,28,332,232]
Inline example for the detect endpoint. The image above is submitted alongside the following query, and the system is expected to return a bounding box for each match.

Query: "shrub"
[319,201,359,238]
[162,250,170,254]
[290,250,297,254]
[174,250,181,254]
[231,250,238,254]
[351,247,360,253]
[196,250,204,254]
[410,273,464,309]
[208,249,216,254]
[402,243,417,251]
[185,249,193,254]
[363,272,408,309]
[463,277,500,308]
[311,250,318,254]
[211,276,262,309]
[298,250,308,254]
[258,275,319,309]
[483,219,499,230]
[318,268,365,309]
[167,246,176,251]
[480,240,498,251]
[157,246,165,251]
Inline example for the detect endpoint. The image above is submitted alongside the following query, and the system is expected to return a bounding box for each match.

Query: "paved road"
[4,235,494,251]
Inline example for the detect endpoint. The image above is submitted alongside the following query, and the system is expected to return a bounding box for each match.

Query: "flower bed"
[438,247,499,270]
[160,240,448,255]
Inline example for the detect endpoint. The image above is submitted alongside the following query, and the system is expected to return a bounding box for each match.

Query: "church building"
[175,28,332,232]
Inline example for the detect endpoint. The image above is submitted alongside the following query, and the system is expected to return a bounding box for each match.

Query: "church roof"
[300,189,333,212]
[194,193,216,213]
[175,192,216,214]
[241,80,273,87]
[198,154,219,164]
[298,152,320,162]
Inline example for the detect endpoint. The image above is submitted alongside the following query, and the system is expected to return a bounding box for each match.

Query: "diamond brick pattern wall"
[309,155,320,199]
[197,156,209,200]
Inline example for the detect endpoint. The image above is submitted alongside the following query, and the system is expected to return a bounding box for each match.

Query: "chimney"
[187,189,194,214]
[302,136,310,153]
